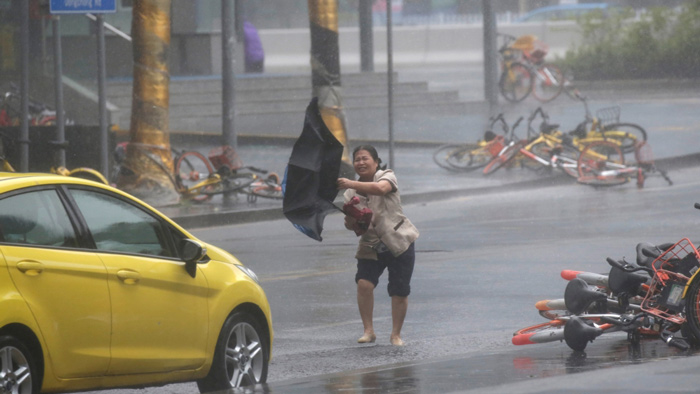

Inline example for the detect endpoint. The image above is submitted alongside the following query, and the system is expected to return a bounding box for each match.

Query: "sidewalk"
[159,141,700,230]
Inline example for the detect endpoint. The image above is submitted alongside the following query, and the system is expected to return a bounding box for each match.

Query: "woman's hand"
[337,178,355,190]
[344,215,357,230]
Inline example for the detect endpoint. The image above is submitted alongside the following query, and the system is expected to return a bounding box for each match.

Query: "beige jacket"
[344,169,419,260]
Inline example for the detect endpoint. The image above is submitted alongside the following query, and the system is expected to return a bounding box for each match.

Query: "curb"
[172,173,572,229]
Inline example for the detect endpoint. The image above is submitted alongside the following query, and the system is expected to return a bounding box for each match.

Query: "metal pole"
[386,0,394,169]
[19,0,29,172]
[359,0,374,72]
[482,0,499,114]
[53,17,66,167]
[96,14,109,177]
[221,0,236,150]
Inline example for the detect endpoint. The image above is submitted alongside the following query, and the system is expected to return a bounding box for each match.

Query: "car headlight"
[236,264,260,284]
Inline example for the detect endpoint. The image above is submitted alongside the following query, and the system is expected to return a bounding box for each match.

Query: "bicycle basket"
[595,106,620,128]
[486,135,505,156]
[640,238,700,323]
[208,145,243,171]
[634,141,654,165]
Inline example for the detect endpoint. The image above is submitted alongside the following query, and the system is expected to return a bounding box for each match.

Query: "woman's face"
[353,149,377,179]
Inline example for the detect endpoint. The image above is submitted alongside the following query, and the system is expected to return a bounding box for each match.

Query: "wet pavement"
[149,82,700,394]
[227,336,700,393]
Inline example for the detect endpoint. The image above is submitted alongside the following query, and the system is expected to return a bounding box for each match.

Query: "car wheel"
[197,311,268,393]
[0,335,39,394]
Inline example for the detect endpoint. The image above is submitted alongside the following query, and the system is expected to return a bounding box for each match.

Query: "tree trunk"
[308,0,353,175]
[117,0,179,206]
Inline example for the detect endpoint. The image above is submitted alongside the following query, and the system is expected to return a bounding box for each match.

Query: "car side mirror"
[180,239,206,278]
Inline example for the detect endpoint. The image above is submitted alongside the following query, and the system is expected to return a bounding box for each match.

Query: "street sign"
[49,0,116,14]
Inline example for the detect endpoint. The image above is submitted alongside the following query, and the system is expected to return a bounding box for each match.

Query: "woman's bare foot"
[390,336,405,346]
[357,333,376,343]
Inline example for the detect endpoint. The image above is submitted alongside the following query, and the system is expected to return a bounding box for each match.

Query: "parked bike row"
[433,91,671,189]
[0,82,73,127]
[513,203,700,352]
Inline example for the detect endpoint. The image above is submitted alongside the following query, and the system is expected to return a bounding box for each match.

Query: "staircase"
[106,72,474,142]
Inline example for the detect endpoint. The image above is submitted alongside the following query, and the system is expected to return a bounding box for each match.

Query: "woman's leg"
[390,296,408,346]
[357,279,376,342]
[385,243,415,346]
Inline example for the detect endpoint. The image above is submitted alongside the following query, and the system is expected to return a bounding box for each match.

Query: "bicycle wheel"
[532,63,564,103]
[208,173,257,196]
[175,151,216,202]
[250,183,283,200]
[433,143,491,172]
[555,144,582,178]
[248,173,283,202]
[483,141,525,176]
[519,141,551,172]
[512,320,566,345]
[577,141,628,186]
[499,62,533,103]
[682,276,700,345]
[602,123,648,154]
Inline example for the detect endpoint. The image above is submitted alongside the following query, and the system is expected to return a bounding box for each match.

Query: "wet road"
[84,165,700,394]
[84,68,700,393]
[187,167,699,393]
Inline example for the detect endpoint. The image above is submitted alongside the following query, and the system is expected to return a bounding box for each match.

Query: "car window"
[0,189,78,247]
[70,189,174,257]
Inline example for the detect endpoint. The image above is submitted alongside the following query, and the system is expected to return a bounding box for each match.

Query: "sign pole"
[386,0,394,169]
[50,0,117,177]
[96,14,109,177]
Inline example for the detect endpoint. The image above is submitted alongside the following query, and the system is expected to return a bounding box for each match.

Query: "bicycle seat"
[540,123,559,135]
[608,265,648,296]
[564,316,603,352]
[636,242,674,269]
[564,278,608,315]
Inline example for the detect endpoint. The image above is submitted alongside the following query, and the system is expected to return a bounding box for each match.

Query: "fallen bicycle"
[513,204,700,352]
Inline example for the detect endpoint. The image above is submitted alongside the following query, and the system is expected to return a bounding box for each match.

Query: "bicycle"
[0,82,72,127]
[569,90,647,155]
[432,113,513,172]
[513,209,700,352]
[576,140,672,188]
[174,145,282,203]
[482,109,584,178]
[497,33,565,103]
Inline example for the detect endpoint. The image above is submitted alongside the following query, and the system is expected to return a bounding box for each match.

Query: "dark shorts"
[355,243,415,297]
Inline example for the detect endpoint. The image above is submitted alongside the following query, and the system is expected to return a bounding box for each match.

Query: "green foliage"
[559,1,700,80]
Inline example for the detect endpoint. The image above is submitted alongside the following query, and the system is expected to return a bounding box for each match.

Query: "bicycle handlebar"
[511,116,524,133]
[244,166,268,175]
[488,113,508,133]
[527,107,549,137]
[606,257,653,274]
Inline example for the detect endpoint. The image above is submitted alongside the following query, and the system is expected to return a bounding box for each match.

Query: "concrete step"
[105,72,402,97]
[166,101,471,139]
[108,81,431,108]
[117,91,459,120]
[106,71,470,134]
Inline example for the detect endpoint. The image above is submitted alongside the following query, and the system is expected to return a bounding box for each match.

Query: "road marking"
[261,268,351,283]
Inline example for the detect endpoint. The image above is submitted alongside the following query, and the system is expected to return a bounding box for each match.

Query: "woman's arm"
[337,178,392,196]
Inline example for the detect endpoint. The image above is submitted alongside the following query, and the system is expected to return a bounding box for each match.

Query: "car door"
[67,187,209,375]
[0,187,111,378]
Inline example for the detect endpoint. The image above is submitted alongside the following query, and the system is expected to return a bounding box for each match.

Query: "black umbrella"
[282,98,345,241]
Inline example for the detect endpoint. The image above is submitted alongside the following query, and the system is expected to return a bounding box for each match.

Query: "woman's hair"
[352,145,387,172]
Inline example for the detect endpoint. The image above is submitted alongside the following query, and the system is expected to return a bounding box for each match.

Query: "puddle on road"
[254,334,698,393]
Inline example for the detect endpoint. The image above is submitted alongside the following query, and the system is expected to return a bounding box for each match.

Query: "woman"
[337,145,419,346]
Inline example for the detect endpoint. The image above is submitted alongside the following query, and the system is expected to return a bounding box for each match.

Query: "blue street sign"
[50,0,117,14]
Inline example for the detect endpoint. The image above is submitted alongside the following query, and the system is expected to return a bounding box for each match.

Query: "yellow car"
[0,173,272,393]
